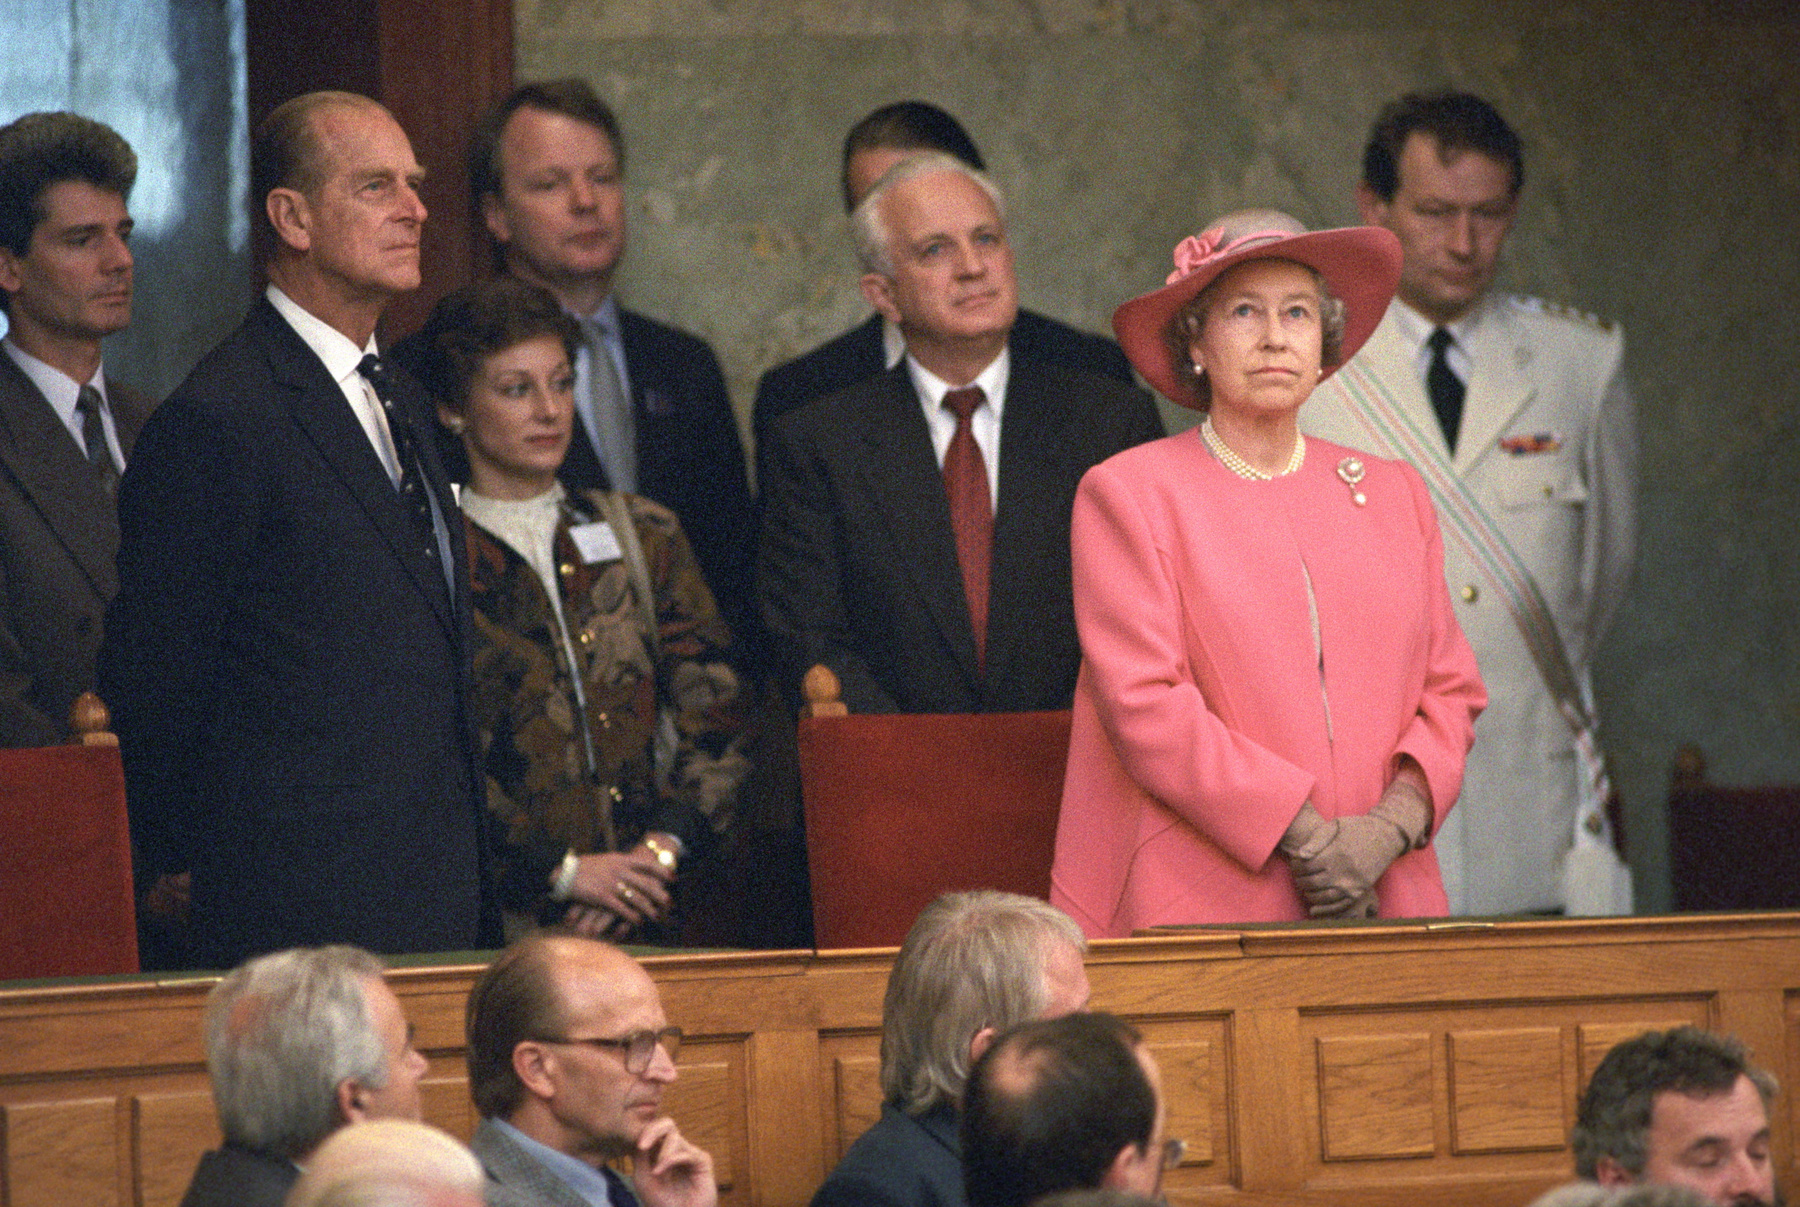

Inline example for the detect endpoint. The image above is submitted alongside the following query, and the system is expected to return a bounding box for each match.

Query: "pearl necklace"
[1201,416,1305,480]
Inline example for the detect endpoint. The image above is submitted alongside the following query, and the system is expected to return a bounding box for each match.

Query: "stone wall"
[514,0,1800,908]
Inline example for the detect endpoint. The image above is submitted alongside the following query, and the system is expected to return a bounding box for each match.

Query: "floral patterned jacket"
[464,488,750,915]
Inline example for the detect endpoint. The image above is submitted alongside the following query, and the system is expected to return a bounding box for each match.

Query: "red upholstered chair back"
[0,741,139,979]
[796,705,1072,948]
[1669,744,1800,911]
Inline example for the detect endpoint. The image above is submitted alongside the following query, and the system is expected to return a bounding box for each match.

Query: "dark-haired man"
[1302,91,1638,917]
[469,79,755,652]
[0,111,152,746]
[465,934,716,1207]
[1573,1026,1777,1207]
[751,100,1136,487]
[960,1012,1169,1207]
[102,91,488,966]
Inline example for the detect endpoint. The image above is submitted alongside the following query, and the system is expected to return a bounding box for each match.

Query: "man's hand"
[631,1116,717,1207]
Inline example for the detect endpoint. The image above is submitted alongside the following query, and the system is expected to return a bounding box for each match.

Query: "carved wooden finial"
[70,691,119,747]
[801,665,848,719]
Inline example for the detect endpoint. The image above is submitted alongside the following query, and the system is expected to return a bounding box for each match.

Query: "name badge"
[570,520,623,564]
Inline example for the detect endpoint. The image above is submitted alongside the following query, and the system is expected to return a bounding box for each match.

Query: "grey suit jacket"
[474,1117,639,1207]
[0,350,152,745]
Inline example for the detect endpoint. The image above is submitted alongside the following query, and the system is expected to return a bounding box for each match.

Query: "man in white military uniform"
[1301,92,1637,916]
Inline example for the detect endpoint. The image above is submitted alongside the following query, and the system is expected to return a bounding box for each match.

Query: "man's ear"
[266,188,312,254]
[512,1041,557,1100]
[968,1026,998,1069]
[1101,1140,1151,1192]
[0,245,22,296]
[481,193,511,248]
[860,272,900,325]
[335,1077,366,1125]
[1592,1156,1635,1189]
[1354,182,1387,228]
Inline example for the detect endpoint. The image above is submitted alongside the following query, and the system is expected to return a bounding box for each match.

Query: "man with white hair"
[810,891,1091,1207]
[286,1120,484,1207]
[180,946,430,1207]
[758,154,1161,715]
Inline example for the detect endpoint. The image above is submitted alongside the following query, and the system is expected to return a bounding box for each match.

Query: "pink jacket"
[1050,431,1486,937]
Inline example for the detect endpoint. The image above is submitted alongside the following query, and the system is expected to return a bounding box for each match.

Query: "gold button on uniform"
[559,562,576,578]
[1460,584,1479,603]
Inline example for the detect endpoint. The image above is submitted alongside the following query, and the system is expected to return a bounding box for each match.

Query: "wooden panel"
[1448,1029,1565,1154]
[1152,1039,1216,1166]
[666,1059,737,1192]
[1316,1034,1435,1161]
[420,1074,475,1144]
[1,1097,120,1207]
[830,1054,882,1160]
[5,916,1800,1207]
[130,1090,219,1207]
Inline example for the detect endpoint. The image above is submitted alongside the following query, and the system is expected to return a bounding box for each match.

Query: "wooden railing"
[3,914,1797,1207]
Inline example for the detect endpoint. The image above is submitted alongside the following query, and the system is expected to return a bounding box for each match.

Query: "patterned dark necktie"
[1426,326,1466,454]
[358,354,438,562]
[75,384,120,497]
[941,385,993,668]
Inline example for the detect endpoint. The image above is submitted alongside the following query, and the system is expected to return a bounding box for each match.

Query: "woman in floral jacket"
[407,278,750,941]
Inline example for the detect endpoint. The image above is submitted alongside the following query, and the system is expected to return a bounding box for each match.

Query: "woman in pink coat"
[1050,211,1486,938]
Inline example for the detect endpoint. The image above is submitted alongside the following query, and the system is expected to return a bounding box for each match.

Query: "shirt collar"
[903,344,1010,420]
[266,284,377,385]
[3,338,104,423]
[881,316,906,369]
[1391,295,1488,355]
[573,293,622,343]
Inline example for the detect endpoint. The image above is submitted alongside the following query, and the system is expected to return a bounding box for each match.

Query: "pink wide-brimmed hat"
[1112,209,1402,409]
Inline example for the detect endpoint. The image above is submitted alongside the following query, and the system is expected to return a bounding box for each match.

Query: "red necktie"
[941,386,992,667]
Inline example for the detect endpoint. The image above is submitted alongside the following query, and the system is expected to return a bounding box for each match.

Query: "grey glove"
[1285,810,1408,918]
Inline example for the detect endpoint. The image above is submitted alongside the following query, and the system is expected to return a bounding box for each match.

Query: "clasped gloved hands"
[1279,768,1432,918]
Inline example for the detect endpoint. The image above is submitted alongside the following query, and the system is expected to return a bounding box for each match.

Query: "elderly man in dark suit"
[758,153,1162,714]
[751,101,1136,490]
[465,934,715,1207]
[0,111,152,747]
[466,79,756,653]
[101,91,489,967]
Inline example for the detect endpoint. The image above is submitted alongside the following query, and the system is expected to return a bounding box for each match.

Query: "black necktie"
[75,384,120,497]
[358,354,438,563]
[1426,327,1466,454]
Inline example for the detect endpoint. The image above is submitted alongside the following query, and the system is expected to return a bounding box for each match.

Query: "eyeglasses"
[532,1026,682,1074]
[1162,1138,1187,1170]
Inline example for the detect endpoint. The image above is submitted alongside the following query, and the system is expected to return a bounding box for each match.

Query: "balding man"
[286,1120,485,1207]
[179,946,429,1207]
[464,935,716,1207]
[961,1012,1169,1207]
[101,91,487,965]
[811,891,1090,1207]
[758,154,1160,714]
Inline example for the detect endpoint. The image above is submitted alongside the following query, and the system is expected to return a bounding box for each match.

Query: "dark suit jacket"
[752,309,1135,490]
[810,1102,963,1207]
[473,1116,640,1207]
[0,352,152,745]
[758,359,1163,714]
[177,1144,298,1207]
[100,298,489,967]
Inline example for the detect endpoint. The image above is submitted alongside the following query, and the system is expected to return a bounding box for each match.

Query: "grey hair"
[1571,1026,1778,1180]
[203,945,390,1159]
[1525,1184,1715,1207]
[849,151,1006,277]
[879,890,1086,1116]
[287,1120,484,1207]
